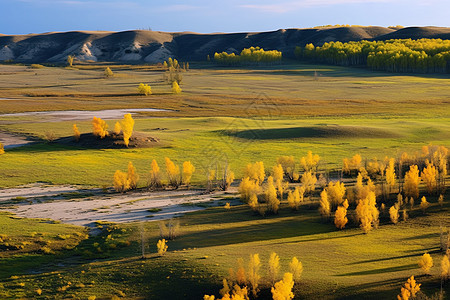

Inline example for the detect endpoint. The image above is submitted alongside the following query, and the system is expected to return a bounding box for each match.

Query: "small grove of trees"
[90,114,135,147]
[214,47,282,66]
[138,83,152,96]
[113,161,139,193]
[295,38,450,73]
[205,252,301,300]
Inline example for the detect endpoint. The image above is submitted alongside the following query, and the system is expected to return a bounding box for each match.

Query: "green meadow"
[0,62,449,299]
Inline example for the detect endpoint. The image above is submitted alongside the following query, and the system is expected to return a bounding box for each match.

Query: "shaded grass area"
[0,196,448,299]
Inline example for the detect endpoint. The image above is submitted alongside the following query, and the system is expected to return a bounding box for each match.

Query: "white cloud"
[241,0,395,13]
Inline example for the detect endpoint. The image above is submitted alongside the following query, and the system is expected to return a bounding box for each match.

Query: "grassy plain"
[0,62,449,299]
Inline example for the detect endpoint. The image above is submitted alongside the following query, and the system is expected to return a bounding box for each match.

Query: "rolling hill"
[1,26,449,63]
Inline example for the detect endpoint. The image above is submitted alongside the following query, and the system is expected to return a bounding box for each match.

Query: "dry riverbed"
[0,183,239,227]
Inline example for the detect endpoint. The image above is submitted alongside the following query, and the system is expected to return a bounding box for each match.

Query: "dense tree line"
[295,39,450,73]
[214,47,282,65]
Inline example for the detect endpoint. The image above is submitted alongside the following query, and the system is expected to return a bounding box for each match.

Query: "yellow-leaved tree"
[219,166,235,191]
[342,154,362,175]
[277,156,297,182]
[244,161,265,185]
[149,159,162,188]
[165,157,180,187]
[113,121,121,135]
[92,116,108,138]
[441,254,450,280]
[239,177,260,202]
[301,171,317,194]
[300,151,320,172]
[104,67,114,78]
[120,113,135,147]
[235,257,246,285]
[268,252,280,284]
[355,191,379,233]
[397,276,421,300]
[73,124,80,142]
[420,196,430,213]
[266,176,280,214]
[289,257,303,281]
[113,170,128,192]
[389,205,399,224]
[404,165,420,199]
[138,83,152,96]
[421,160,438,194]
[172,81,182,94]
[326,181,346,207]
[271,272,294,300]
[319,189,330,218]
[334,199,349,229]
[127,161,139,190]
[182,161,195,186]
[0,142,4,155]
[418,253,433,274]
[248,254,261,297]
[287,187,304,210]
[157,239,168,256]
[385,157,396,193]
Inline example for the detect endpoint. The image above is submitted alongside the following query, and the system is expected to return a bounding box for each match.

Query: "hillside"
[1,26,450,63]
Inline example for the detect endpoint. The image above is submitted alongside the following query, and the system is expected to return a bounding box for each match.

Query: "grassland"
[0,62,449,299]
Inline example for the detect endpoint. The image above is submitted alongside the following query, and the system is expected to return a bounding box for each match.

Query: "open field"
[0,62,449,299]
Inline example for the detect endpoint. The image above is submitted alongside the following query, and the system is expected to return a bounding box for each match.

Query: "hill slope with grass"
[1,26,450,63]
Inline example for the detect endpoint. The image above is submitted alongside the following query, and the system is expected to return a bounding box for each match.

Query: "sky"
[0,0,449,35]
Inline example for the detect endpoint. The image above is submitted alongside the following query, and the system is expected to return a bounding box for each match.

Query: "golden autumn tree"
[138,83,152,96]
[235,257,247,285]
[67,55,74,67]
[268,252,280,284]
[385,157,396,192]
[239,177,260,202]
[319,190,331,218]
[182,161,195,186]
[172,81,182,94]
[165,157,180,187]
[72,124,80,142]
[301,171,317,193]
[355,192,379,233]
[271,272,294,300]
[421,161,438,194]
[277,156,297,182]
[113,170,128,192]
[334,200,349,229]
[342,154,362,175]
[127,161,139,190]
[0,142,4,155]
[272,164,287,199]
[120,113,135,147]
[113,122,121,135]
[220,166,235,191]
[420,196,430,213]
[266,176,280,214]
[326,181,346,207]
[418,253,433,274]
[289,257,303,281]
[244,161,265,185]
[92,116,108,138]
[104,67,114,78]
[248,254,261,297]
[157,239,168,256]
[287,187,304,210]
[149,159,162,188]
[404,165,420,199]
[389,205,399,224]
[300,151,320,172]
[441,254,450,280]
[438,194,445,207]
[397,276,421,300]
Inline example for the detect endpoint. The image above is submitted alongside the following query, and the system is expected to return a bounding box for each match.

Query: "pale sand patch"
[0,184,238,227]
[0,131,35,149]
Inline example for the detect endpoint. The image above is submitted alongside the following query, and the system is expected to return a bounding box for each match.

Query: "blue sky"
[1,0,449,35]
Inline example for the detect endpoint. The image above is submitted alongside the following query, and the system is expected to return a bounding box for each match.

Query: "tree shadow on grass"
[337,263,417,277]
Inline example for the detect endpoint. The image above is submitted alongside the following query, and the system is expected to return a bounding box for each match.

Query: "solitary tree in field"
[127,161,139,190]
[138,83,152,96]
[182,161,195,186]
[104,67,114,78]
[113,170,128,192]
[397,276,421,300]
[67,55,74,67]
[268,252,280,284]
[120,113,135,147]
[0,142,4,155]
[404,165,420,199]
[418,253,433,274]
[289,257,303,281]
[72,124,80,142]
[157,239,168,256]
[92,117,108,138]
[271,272,294,300]
[172,81,182,94]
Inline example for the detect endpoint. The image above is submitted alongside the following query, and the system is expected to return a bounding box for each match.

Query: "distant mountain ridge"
[1,26,450,63]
